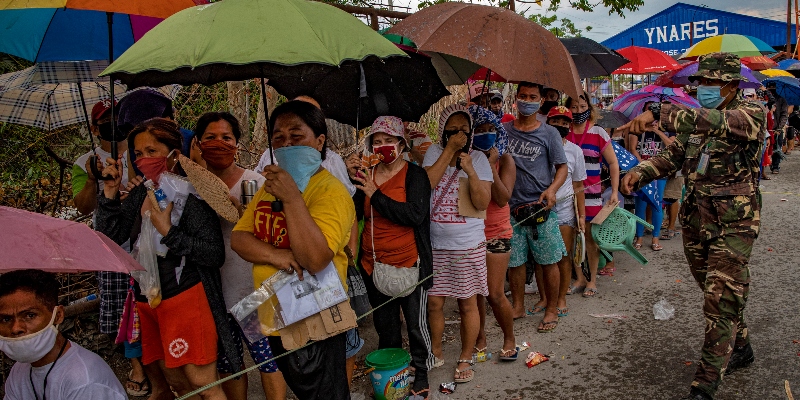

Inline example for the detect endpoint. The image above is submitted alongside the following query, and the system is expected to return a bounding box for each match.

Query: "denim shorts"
[345,328,364,359]
[509,211,567,267]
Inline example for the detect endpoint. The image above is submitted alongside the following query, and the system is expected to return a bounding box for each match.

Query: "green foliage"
[527,14,590,38]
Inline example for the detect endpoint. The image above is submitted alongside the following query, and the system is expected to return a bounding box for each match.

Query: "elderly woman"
[467,105,518,361]
[96,118,228,400]
[352,116,433,398]
[231,101,355,400]
[423,104,493,383]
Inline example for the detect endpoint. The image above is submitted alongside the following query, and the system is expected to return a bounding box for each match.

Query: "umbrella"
[761,69,795,78]
[777,59,800,78]
[560,37,630,78]
[612,46,682,74]
[0,206,144,274]
[740,56,777,71]
[606,141,660,209]
[680,34,775,60]
[763,76,800,106]
[654,61,763,89]
[596,110,630,130]
[613,85,700,119]
[388,2,582,99]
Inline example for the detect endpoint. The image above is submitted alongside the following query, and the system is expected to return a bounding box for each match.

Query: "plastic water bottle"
[144,180,169,210]
[68,293,97,305]
[472,350,492,363]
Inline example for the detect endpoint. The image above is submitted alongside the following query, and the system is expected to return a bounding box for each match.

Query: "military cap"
[689,52,744,83]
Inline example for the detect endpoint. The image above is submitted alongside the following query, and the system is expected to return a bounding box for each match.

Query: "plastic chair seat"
[591,207,653,265]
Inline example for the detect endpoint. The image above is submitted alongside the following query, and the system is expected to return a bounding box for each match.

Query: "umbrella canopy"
[613,85,700,119]
[0,206,144,274]
[763,76,800,106]
[0,62,180,130]
[654,61,762,89]
[1,0,204,19]
[680,34,775,60]
[596,110,630,130]
[761,69,795,78]
[740,56,777,71]
[778,59,800,71]
[560,37,630,78]
[612,46,682,74]
[606,141,660,208]
[388,2,582,99]
[101,0,405,87]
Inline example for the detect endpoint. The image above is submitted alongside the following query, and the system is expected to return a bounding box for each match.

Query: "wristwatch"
[648,102,662,121]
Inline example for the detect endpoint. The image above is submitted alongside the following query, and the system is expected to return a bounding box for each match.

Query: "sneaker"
[524,283,538,294]
[726,343,754,375]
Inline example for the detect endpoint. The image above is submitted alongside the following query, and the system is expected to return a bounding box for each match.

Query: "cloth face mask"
[199,139,237,170]
[273,145,322,193]
[472,131,497,151]
[516,100,541,116]
[0,308,58,364]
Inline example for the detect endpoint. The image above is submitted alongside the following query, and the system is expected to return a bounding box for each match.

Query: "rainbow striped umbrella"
[680,34,775,60]
[613,85,700,119]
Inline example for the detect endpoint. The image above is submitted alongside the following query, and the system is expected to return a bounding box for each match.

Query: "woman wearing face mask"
[566,93,620,298]
[96,118,228,400]
[423,104,493,383]
[189,112,287,400]
[350,116,433,399]
[231,101,355,399]
[467,105,519,362]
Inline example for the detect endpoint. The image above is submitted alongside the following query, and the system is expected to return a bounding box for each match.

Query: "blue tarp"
[602,3,794,56]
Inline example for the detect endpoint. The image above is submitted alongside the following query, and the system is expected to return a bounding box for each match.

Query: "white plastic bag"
[653,297,675,320]
[131,211,162,308]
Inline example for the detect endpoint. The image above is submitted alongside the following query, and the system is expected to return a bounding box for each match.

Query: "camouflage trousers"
[683,230,754,398]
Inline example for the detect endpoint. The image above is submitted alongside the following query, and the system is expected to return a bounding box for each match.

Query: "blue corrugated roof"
[602,3,795,56]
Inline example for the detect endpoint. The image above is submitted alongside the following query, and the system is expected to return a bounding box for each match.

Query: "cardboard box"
[278,301,357,350]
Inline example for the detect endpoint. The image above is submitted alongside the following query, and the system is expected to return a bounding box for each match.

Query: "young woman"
[423,105,493,383]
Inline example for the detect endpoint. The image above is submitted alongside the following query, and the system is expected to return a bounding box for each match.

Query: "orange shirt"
[360,163,418,274]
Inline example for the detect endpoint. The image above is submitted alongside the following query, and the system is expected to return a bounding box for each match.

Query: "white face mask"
[0,308,58,364]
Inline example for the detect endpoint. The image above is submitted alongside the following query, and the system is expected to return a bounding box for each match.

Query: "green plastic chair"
[591,207,654,265]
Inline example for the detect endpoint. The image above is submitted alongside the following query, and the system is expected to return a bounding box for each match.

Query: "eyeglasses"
[443,129,469,136]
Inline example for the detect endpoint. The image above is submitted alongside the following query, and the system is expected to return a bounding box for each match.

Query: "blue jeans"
[635,179,666,238]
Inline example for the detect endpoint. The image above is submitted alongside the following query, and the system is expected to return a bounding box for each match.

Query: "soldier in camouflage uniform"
[618,53,766,400]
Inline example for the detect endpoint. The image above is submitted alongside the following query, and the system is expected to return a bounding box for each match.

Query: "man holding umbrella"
[619,53,766,400]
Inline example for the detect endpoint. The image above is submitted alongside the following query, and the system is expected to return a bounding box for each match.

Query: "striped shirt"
[567,125,610,220]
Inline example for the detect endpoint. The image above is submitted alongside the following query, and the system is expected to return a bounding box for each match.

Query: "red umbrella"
[0,206,144,274]
[740,56,778,71]
[469,67,507,82]
[612,46,682,74]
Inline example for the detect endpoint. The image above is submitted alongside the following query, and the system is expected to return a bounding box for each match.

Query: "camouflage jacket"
[630,96,766,240]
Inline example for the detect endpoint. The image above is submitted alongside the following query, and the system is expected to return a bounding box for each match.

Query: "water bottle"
[472,350,492,363]
[241,180,258,207]
[144,180,169,210]
[68,293,97,305]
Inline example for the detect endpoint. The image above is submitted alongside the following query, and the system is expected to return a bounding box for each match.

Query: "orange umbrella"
[0,0,202,19]
[741,56,778,71]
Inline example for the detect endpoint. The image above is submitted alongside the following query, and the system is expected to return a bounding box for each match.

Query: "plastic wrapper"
[439,382,455,394]
[229,271,293,343]
[148,174,194,257]
[653,297,675,320]
[525,351,549,368]
[131,211,162,308]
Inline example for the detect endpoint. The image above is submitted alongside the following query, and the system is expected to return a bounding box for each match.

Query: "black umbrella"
[559,37,629,79]
[596,110,630,130]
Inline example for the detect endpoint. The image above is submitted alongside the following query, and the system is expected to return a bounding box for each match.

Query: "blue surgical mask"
[697,84,727,109]
[516,100,541,116]
[472,131,497,151]
[273,146,322,193]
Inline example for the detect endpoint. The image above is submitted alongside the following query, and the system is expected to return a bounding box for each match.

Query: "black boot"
[726,343,755,375]
[681,388,713,400]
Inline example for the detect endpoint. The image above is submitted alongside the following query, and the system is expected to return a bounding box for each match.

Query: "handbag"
[370,205,419,298]
[115,277,140,344]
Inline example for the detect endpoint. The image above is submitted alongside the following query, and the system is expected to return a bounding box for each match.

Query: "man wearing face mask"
[0,269,127,399]
[536,87,561,124]
[618,53,766,400]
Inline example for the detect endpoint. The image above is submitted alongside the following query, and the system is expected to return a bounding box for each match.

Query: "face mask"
[97,122,127,142]
[553,125,571,138]
[472,131,497,151]
[372,143,401,165]
[199,139,237,170]
[540,101,559,115]
[273,146,322,193]
[134,149,176,183]
[516,100,541,116]
[572,109,591,124]
[697,84,727,109]
[442,129,472,154]
[0,308,58,364]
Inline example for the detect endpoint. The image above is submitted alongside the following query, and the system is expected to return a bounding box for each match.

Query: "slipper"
[499,348,519,361]
[633,242,642,250]
[598,267,615,276]
[557,307,569,317]
[567,285,586,295]
[408,388,430,400]
[126,371,151,397]
[651,243,663,251]
[454,360,475,383]
[525,305,546,316]
[432,356,445,369]
[582,287,598,298]
[537,318,558,333]
[660,230,676,240]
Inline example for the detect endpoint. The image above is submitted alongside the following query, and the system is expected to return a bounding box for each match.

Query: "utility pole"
[789,0,793,54]
[795,0,799,59]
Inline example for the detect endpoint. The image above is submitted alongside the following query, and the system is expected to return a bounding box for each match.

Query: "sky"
[389,0,790,42]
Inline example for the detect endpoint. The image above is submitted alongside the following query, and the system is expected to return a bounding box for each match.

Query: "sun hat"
[437,104,473,141]
[177,154,240,223]
[366,116,406,150]
[688,52,744,83]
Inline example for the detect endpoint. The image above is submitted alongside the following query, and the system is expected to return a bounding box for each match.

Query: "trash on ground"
[653,297,675,320]
[589,313,628,319]
[781,199,788,202]
[517,341,530,351]
[525,351,549,368]
[684,361,692,366]
[439,382,456,394]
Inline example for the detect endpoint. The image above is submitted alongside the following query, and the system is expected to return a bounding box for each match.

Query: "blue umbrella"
[606,140,661,209]
[763,76,800,106]
[777,59,800,71]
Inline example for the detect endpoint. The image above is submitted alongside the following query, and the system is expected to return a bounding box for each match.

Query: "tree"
[527,13,591,38]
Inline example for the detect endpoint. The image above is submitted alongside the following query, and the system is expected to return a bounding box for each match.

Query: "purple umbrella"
[613,85,700,119]
[655,61,762,89]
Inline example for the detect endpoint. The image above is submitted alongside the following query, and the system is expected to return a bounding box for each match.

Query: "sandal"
[582,287,598,298]
[537,318,558,333]
[432,356,445,369]
[525,305,546,316]
[598,267,615,276]
[567,285,586,295]
[651,243,663,251]
[126,371,151,397]
[454,360,475,383]
[499,347,519,361]
[633,242,643,250]
[408,388,430,400]
[557,307,569,317]
[660,230,675,240]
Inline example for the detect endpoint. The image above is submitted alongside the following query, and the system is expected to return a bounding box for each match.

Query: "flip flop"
[525,305,546,316]
[651,243,663,251]
[566,285,586,295]
[408,388,430,400]
[537,318,558,333]
[432,356,445,369]
[499,347,519,361]
[582,287,599,298]
[126,371,151,397]
[454,360,475,383]
[557,307,569,317]
[633,242,643,250]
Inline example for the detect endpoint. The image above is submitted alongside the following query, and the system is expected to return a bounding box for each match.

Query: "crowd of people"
[0,52,783,400]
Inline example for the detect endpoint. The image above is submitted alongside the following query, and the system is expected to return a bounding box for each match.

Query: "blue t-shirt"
[504,121,568,210]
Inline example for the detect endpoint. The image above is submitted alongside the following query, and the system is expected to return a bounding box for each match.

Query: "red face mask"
[199,139,237,170]
[134,150,175,183]
[373,143,400,165]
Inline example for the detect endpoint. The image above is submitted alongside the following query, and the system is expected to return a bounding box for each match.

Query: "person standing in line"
[766,81,788,174]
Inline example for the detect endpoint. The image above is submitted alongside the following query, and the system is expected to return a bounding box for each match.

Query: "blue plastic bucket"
[365,348,411,400]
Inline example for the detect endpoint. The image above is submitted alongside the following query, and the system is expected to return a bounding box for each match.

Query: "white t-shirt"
[74,148,129,187]
[4,341,127,400]
[422,144,493,250]
[256,148,356,196]
[221,169,267,309]
[556,140,588,205]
